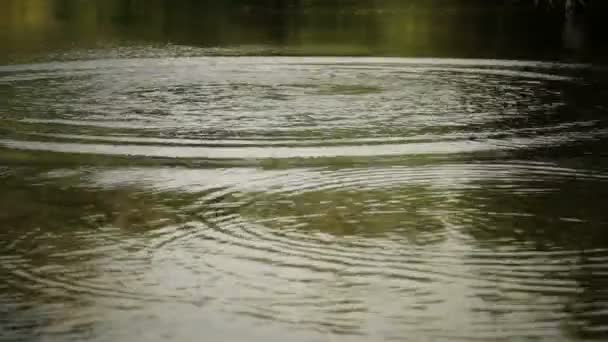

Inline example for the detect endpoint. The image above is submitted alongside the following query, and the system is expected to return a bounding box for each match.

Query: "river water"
[2,1,608,341]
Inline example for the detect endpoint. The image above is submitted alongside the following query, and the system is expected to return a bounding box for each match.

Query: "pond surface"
[2,1,608,341]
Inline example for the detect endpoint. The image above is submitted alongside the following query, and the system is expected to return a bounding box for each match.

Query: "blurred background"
[1,0,608,64]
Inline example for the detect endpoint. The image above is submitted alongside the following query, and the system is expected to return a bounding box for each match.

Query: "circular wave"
[1,57,605,162]
[2,57,608,340]
[3,161,608,338]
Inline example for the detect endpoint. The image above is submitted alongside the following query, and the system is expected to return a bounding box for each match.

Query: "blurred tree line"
[1,0,607,61]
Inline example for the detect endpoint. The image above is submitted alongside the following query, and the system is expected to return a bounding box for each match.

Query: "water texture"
[1,56,608,341]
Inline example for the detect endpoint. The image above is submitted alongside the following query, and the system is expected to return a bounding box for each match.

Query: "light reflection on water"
[1,55,608,341]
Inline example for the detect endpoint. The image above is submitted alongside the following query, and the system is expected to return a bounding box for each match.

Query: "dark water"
[2,1,608,341]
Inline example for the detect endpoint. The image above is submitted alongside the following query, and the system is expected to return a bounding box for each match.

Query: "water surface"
[2,1,608,342]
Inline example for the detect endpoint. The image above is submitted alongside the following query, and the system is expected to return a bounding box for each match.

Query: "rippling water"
[2,56,608,341]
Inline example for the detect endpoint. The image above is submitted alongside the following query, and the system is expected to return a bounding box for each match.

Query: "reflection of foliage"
[2,166,608,340]
[460,176,608,340]
[462,178,608,250]
[239,186,446,243]
[0,170,191,236]
[0,168,443,245]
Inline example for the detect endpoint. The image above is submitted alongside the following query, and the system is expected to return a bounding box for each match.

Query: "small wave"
[1,57,602,163]
[3,56,608,339]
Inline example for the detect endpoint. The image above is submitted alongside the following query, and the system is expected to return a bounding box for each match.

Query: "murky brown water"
[2,1,608,341]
